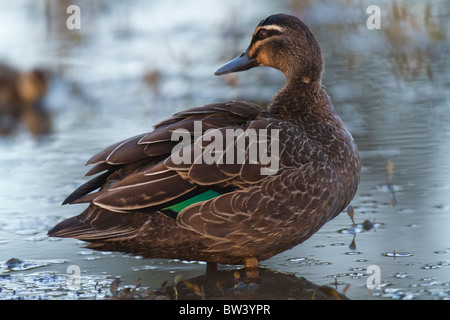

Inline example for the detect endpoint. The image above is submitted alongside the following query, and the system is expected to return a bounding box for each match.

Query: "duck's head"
[215,14,323,86]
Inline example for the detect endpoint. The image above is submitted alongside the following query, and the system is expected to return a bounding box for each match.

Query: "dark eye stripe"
[255,29,282,41]
[248,26,285,59]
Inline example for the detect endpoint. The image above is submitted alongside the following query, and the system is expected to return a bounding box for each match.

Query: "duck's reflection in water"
[111,268,348,300]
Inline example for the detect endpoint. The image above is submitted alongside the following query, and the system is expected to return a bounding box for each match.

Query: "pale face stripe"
[249,25,286,59]
[252,25,287,37]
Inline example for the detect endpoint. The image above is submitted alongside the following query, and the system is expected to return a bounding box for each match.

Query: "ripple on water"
[427,184,450,191]
[382,252,414,258]
[376,288,417,300]
[286,257,331,267]
[131,265,158,272]
[397,208,415,214]
[330,242,346,246]
[377,184,403,193]
[422,261,450,270]
[1,258,66,272]
[338,221,381,234]
[345,251,362,255]
[0,271,113,300]
[393,272,410,279]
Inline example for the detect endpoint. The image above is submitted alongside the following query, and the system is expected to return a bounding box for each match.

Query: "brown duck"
[48,14,360,269]
[0,64,50,137]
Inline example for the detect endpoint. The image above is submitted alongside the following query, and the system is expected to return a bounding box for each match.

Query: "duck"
[0,64,51,137]
[48,14,361,269]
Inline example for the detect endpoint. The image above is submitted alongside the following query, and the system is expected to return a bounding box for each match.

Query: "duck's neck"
[268,77,336,126]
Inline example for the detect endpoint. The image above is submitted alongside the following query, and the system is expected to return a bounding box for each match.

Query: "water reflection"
[111,268,348,300]
[0,0,450,300]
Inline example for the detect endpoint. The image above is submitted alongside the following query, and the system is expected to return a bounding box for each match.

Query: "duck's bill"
[215,50,258,75]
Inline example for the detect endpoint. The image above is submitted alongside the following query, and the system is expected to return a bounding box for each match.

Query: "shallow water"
[1,0,450,300]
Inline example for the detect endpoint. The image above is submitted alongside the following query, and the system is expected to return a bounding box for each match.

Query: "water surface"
[0,0,450,300]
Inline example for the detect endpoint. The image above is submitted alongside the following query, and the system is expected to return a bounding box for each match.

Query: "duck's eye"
[258,29,269,39]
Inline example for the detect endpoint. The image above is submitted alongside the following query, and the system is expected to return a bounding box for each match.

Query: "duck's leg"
[243,257,259,278]
[206,262,218,273]
[244,256,258,269]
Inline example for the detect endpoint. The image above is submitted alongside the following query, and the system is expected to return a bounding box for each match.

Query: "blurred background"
[0,0,449,300]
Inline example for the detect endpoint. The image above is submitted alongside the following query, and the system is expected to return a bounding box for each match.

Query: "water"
[1,0,450,300]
